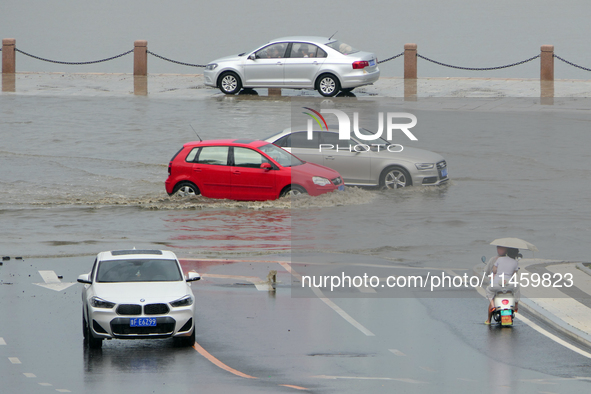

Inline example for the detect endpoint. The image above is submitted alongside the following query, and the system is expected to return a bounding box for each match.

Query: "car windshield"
[258,143,303,167]
[326,40,359,55]
[96,259,183,282]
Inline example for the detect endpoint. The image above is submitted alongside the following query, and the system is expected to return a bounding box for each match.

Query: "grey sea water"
[2,0,591,79]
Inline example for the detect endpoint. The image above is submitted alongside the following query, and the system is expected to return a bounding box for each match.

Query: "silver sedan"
[203,36,380,97]
[265,128,449,189]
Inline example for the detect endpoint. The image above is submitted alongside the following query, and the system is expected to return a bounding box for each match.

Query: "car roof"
[270,36,332,45]
[182,139,270,148]
[97,249,178,261]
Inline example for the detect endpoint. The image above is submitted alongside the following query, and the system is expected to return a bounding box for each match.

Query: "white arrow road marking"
[33,271,75,291]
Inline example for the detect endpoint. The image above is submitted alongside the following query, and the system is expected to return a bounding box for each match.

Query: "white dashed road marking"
[0,337,6,345]
[9,357,21,364]
[389,349,406,356]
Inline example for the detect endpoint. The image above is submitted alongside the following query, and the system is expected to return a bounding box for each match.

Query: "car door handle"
[276,62,283,65]
[325,156,335,160]
[233,171,241,175]
[193,168,202,172]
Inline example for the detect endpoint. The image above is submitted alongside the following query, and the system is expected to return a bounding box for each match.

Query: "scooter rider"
[485,246,521,325]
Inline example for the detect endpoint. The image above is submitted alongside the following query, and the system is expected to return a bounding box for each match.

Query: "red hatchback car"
[165,139,344,201]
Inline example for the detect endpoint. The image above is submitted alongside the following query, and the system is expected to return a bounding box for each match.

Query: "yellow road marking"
[193,341,257,379]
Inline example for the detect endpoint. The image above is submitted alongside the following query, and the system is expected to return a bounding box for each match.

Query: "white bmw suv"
[78,249,200,349]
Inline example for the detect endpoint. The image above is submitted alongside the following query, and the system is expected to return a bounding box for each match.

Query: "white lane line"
[516,314,591,359]
[358,286,377,294]
[475,287,591,359]
[313,375,426,383]
[389,349,406,356]
[9,357,21,364]
[0,337,6,345]
[56,390,71,393]
[38,383,52,387]
[23,373,36,378]
[279,262,375,337]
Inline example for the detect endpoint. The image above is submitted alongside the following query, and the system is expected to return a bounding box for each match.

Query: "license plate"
[130,318,156,327]
[501,315,512,325]
[441,168,448,178]
[338,185,345,191]
[501,310,512,316]
[369,59,376,67]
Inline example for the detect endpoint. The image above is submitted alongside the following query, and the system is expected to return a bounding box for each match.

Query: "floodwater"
[2,1,591,79]
[2,94,591,271]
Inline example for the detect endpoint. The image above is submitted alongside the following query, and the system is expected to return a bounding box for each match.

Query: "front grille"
[144,303,169,315]
[117,304,142,315]
[331,177,343,186]
[111,317,176,336]
[436,161,447,170]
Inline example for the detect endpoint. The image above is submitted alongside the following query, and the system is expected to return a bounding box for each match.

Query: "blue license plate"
[369,59,376,67]
[441,168,448,178]
[338,185,345,191]
[500,310,512,316]
[130,318,156,327]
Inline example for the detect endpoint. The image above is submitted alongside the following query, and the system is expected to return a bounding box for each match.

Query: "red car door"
[230,147,277,201]
[192,146,231,198]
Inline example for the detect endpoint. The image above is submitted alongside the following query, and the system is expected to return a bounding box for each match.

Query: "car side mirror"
[186,271,201,282]
[248,54,256,61]
[261,163,272,171]
[77,273,92,284]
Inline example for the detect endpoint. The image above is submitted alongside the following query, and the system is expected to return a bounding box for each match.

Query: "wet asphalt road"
[1,255,591,394]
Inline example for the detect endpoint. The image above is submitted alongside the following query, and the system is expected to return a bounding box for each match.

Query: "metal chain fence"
[4,46,591,73]
[14,48,133,65]
[377,52,403,64]
[554,54,591,72]
[416,53,540,71]
[147,50,206,68]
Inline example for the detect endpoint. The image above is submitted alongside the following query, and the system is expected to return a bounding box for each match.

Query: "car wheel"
[173,182,200,197]
[281,185,307,197]
[86,315,103,349]
[380,166,412,189]
[316,74,340,97]
[218,72,242,95]
[173,328,195,347]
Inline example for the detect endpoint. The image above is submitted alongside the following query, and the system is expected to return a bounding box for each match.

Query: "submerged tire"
[173,182,200,197]
[380,166,412,189]
[281,185,307,197]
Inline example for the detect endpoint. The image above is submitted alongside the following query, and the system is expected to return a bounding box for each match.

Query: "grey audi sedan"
[265,128,449,189]
[203,36,379,97]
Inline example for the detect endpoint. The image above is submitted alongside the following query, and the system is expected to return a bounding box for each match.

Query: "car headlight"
[313,176,331,186]
[170,295,194,307]
[205,63,218,71]
[415,163,435,170]
[90,296,115,309]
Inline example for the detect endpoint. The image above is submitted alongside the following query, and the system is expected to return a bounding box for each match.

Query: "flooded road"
[2,95,591,266]
[2,93,591,392]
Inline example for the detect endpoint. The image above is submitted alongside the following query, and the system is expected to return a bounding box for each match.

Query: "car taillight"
[352,61,369,69]
[168,162,172,175]
[502,299,509,305]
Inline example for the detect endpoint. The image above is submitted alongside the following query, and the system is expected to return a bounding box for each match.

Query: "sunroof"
[111,250,163,256]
